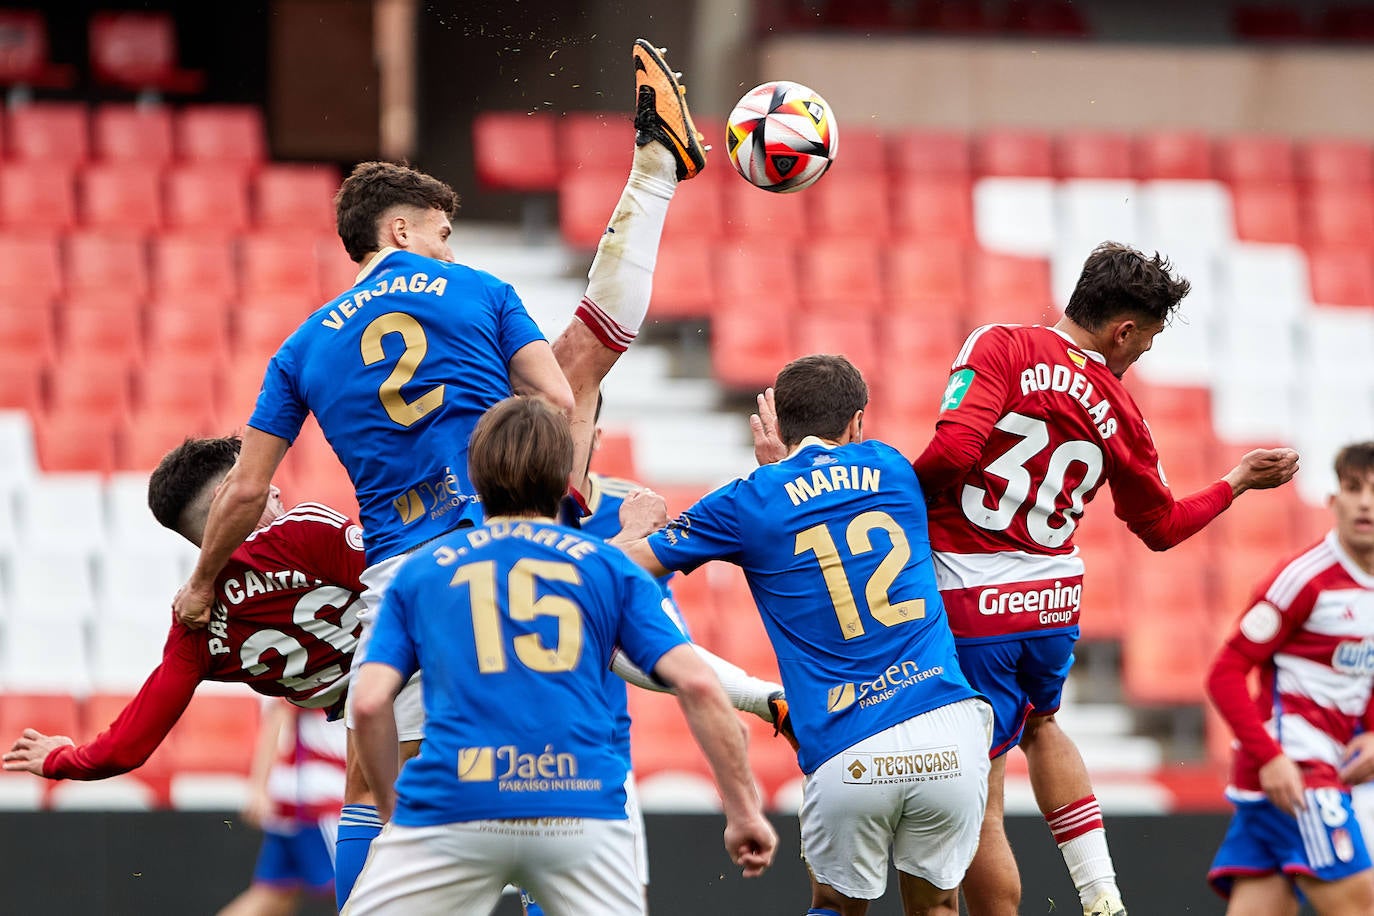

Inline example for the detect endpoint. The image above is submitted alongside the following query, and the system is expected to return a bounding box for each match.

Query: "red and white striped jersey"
[266,705,347,827]
[1223,532,1374,793]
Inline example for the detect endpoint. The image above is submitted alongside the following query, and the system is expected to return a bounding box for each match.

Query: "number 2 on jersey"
[448,559,584,674]
[360,312,445,427]
[794,510,926,640]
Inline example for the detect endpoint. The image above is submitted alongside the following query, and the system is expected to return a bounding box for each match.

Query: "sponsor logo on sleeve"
[1239,601,1282,644]
[940,369,975,411]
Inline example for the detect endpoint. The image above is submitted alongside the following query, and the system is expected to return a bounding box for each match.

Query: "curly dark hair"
[334,161,460,263]
[774,354,869,447]
[1065,241,1192,331]
[1335,441,1374,487]
[148,437,241,536]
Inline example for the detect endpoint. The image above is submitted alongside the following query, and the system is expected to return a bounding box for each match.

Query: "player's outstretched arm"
[652,644,777,878]
[1223,447,1300,496]
[3,730,74,775]
[509,340,575,417]
[349,662,406,822]
[175,428,290,629]
[610,645,782,722]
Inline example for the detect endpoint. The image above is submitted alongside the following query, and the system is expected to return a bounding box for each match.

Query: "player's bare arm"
[651,644,777,878]
[508,339,575,417]
[1224,447,1301,496]
[349,662,406,823]
[174,428,290,629]
[2,729,74,776]
[1258,753,1307,815]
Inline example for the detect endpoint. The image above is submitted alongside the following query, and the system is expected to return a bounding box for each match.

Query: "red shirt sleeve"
[1107,420,1234,550]
[43,628,205,780]
[1206,643,1282,768]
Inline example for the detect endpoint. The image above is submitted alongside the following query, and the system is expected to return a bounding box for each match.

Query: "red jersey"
[45,503,365,780]
[914,324,1233,639]
[1208,533,1374,794]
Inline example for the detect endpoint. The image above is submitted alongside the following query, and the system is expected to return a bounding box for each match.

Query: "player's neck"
[1339,533,1374,575]
[1053,316,1104,354]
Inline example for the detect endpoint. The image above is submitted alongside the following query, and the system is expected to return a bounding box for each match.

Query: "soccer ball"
[725,80,838,193]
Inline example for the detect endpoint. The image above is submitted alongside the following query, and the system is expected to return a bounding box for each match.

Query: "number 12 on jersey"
[794,510,926,640]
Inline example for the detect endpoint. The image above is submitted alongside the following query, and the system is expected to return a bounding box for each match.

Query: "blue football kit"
[249,249,546,565]
[364,517,690,826]
[647,437,981,774]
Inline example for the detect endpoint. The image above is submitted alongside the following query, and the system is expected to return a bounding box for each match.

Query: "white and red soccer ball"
[725,80,838,193]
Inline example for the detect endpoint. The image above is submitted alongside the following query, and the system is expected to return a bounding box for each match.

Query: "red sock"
[1046,794,1103,846]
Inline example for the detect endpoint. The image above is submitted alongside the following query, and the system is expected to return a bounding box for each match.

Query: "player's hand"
[618,488,669,539]
[173,580,215,629]
[724,812,777,878]
[1225,448,1299,495]
[1258,753,1306,815]
[750,388,786,466]
[1339,733,1374,785]
[240,790,272,829]
[2,728,74,776]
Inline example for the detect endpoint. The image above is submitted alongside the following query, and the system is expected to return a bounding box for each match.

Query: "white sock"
[1059,828,1119,908]
[576,143,677,352]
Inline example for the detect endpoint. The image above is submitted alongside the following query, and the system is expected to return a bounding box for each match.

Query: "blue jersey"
[248,249,545,565]
[647,438,980,773]
[365,517,689,827]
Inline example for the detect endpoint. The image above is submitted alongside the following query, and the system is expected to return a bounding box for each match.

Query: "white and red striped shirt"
[266,705,347,827]
[1214,532,1374,794]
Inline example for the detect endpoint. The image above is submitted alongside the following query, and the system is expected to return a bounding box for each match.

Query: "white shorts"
[343,816,643,916]
[347,551,425,742]
[800,697,993,899]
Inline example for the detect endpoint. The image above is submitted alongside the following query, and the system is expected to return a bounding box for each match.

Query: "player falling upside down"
[345,396,776,916]
[3,437,366,788]
[1207,442,1374,915]
[912,241,1300,916]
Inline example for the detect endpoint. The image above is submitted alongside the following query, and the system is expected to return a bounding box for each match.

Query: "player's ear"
[388,214,409,249]
[847,409,864,444]
[1112,317,1138,346]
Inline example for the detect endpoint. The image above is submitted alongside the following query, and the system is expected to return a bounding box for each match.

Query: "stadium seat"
[972,177,1056,256]
[252,164,339,232]
[472,111,559,191]
[0,411,38,486]
[165,694,260,774]
[16,472,109,554]
[1220,242,1311,312]
[149,235,236,303]
[64,232,149,298]
[712,241,798,322]
[239,233,323,299]
[46,353,133,416]
[1075,537,1129,641]
[7,103,87,164]
[117,407,218,472]
[88,616,172,693]
[0,695,82,748]
[799,237,885,313]
[656,178,724,242]
[794,315,880,376]
[1054,131,1134,179]
[891,177,974,240]
[59,306,143,365]
[1229,182,1302,245]
[885,238,970,309]
[1120,550,1214,705]
[48,775,159,811]
[78,164,163,234]
[1303,187,1374,247]
[4,556,97,627]
[556,110,633,176]
[1057,179,1140,243]
[556,169,622,248]
[0,355,45,413]
[0,234,62,300]
[835,128,888,173]
[0,163,76,231]
[1138,180,1235,251]
[0,304,56,361]
[232,302,310,365]
[143,306,230,364]
[887,130,972,177]
[649,238,717,319]
[1212,489,1307,553]
[721,178,814,242]
[174,105,266,169]
[1135,130,1212,179]
[0,9,74,89]
[316,236,359,300]
[1297,138,1374,185]
[91,104,174,165]
[31,408,120,474]
[87,11,204,94]
[83,693,179,797]
[710,312,798,391]
[974,129,1054,177]
[1214,134,1295,183]
[1214,545,1283,620]
[1307,247,1374,307]
[164,166,250,237]
[133,356,220,418]
[967,249,1055,326]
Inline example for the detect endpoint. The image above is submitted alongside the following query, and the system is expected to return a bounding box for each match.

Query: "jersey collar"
[786,435,840,459]
[1327,530,1374,587]
[355,247,400,283]
[1048,326,1107,365]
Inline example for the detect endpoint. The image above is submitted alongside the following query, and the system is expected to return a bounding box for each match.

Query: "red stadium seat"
[1135,130,1212,179]
[888,130,972,177]
[557,169,621,248]
[316,237,359,300]
[64,232,149,298]
[7,102,88,164]
[62,289,144,323]
[967,249,1055,326]
[590,428,638,481]
[806,173,890,239]
[1054,131,1134,179]
[59,307,142,364]
[149,235,236,302]
[252,164,339,232]
[794,315,880,377]
[144,306,230,364]
[974,129,1053,178]
[175,105,266,168]
[556,111,633,176]
[649,237,717,319]
[1230,182,1302,245]
[1075,536,1130,641]
[1214,134,1296,183]
[0,304,56,361]
[240,233,323,299]
[79,164,163,234]
[1131,382,1213,431]
[32,408,120,473]
[886,238,970,310]
[660,179,724,241]
[891,178,974,240]
[165,694,259,774]
[1121,548,1215,704]
[472,111,560,191]
[164,166,250,237]
[1212,488,1307,554]
[0,694,82,745]
[712,241,797,322]
[0,233,62,300]
[134,356,220,416]
[800,237,885,314]
[0,353,46,412]
[1307,247,1374,307]
[1297,138,1374,185]
[221,360,267,421]
[117,407,217,471]
[233,299,314,362]
[834,128,888,173]
[91,104,174,165]
[711,312,798,392]
[1303,188,1374,247]
[1214,545,1283,620]
[46,353,133,416]
[0,10,75,89]
[0,163,76,231]
[721,179,813,241]
[88,12,204,94]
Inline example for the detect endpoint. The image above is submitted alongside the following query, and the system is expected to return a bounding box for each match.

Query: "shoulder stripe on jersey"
[953,323,1010,368]
[1267,542,1336,609]
[292,502,350,525]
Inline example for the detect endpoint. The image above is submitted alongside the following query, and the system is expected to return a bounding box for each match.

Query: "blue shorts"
[1209,790,1372,898]
[954,633,1075,758]
[252,822,336,892]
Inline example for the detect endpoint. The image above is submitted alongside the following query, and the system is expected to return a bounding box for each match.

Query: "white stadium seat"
[88,616,169,694]
[1056,179,1141,247]
[98,545,187,623]
[0,617,91,694]
[0,411,37,490]
[6,547,99,621]
[15,472,108,554]
[48,776,156,811]
[1219,243,1311,315]
[1138,180,1234,252]
[974,177,1056,257]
